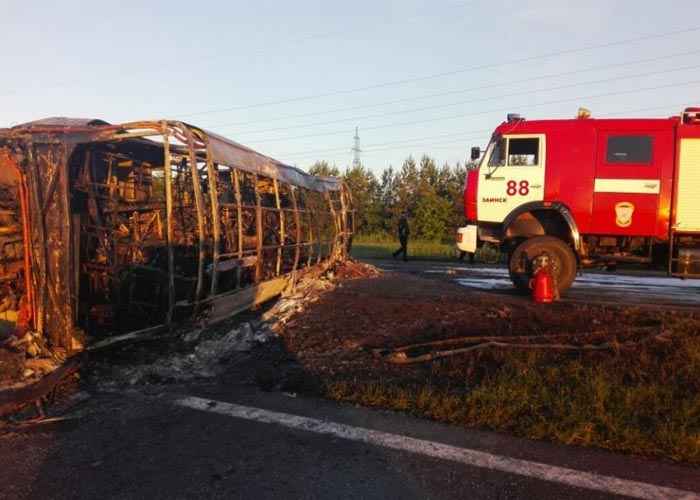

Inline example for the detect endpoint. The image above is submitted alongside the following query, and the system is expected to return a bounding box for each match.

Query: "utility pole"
[351,126,361,168]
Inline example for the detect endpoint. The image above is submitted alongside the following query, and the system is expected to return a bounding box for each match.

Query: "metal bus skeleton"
[458,107,700,293]
[0,118,353,355]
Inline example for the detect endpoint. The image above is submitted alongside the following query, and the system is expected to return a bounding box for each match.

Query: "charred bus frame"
[0,118,353,354]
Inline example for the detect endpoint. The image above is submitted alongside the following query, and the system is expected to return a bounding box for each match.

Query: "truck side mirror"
[470,147,481,161]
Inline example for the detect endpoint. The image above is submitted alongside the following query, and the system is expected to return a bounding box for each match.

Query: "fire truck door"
[592,131,664,235]
[478,134,546,223]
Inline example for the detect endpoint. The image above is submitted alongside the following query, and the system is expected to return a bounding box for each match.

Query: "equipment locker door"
[591,130,667,236]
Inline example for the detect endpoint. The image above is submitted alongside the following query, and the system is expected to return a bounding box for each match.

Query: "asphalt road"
[1,385,699,500]
[367,258,700,309]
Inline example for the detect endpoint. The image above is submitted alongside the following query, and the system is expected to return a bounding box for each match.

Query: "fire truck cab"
[458,107,700,293]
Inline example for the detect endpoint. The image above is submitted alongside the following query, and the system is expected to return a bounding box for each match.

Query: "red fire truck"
[457,107,700,293]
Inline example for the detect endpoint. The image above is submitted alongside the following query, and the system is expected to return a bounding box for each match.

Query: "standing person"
[392,213,410,261]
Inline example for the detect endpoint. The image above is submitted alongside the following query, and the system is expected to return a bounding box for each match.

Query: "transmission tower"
[351,126,362,168]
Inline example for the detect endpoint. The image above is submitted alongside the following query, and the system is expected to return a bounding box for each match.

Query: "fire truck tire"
[508,236,577,293]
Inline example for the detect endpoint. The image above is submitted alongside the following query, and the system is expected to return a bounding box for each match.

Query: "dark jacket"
[398,217,409,241]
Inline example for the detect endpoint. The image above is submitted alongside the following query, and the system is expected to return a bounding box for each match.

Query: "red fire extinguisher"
[530,267,554,304]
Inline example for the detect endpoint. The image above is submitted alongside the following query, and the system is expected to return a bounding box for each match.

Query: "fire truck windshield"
[487,136,506,167]
[484,135,505,178]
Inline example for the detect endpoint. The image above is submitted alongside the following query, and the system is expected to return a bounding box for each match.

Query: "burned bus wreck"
[0,118,353,356]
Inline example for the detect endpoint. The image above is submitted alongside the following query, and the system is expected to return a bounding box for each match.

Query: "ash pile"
[88,260,380,392]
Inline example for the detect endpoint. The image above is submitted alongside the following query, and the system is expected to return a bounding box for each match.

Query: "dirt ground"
[281,269,679,388]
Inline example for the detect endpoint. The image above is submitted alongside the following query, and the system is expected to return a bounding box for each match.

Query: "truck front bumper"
[456,225,478,253]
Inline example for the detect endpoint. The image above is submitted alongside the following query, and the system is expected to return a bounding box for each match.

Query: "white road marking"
[176,396,699,500]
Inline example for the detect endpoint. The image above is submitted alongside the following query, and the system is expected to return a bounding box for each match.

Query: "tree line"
[308,156,468,241]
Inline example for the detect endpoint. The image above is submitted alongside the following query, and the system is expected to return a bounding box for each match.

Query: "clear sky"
[2,0,699,175]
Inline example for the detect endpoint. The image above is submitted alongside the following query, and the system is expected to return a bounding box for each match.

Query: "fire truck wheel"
[508,236,577,293]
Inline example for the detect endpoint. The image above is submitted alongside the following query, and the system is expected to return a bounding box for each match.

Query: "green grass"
[351,233,501,262]
[324,314,700,464]
[351,234,457,260]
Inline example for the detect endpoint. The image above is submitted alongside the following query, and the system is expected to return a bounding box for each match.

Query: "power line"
[207,48,700,130]
[351,134,487,156]
[232,63,700,136]
[175,26,700,118]
[287,102,694,164]
[280,128,492,158]
[244,78,700,145]
[241,100,697,159]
